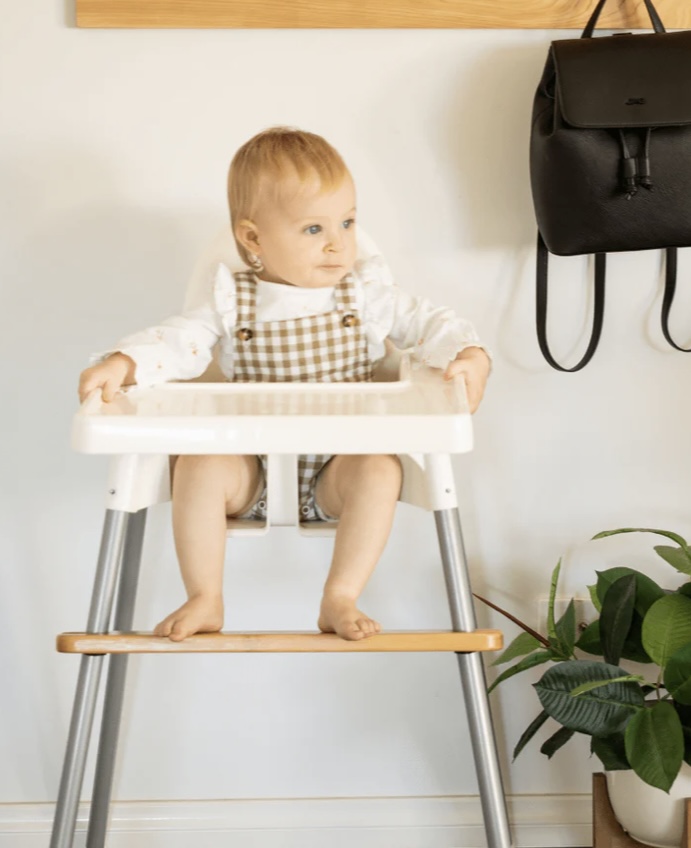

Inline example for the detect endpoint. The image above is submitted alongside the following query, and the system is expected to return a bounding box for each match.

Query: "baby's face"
[252,174,357,288]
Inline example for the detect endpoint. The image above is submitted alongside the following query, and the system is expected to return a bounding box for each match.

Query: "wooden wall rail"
[76,0,691,30]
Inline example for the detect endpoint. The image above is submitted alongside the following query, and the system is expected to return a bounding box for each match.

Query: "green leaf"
[576,620,603,656]
[488,651,554,694]
[625,701,684,792]
[600,574,636,666]
[554,599,577,657]
[654,545,691,576]
[595,568,665,618]
[492,632,542,667]
[593,528,689,549]
[534,661,644,737]
[574,616,652,664]
[664,643,691,705]
[513,710,549,760]
[591,733,630,770]
[588,582,602,613]
[547,560,561,644]
[571,675,645,696]
[674,703,691,767]
[678,583,691,599]
[642,594,691,669]
[540,726,575,759]
[675,702,691,725]
[619,614,654,664]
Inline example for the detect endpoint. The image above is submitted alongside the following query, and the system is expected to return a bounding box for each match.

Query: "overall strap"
[581,0,665,38]
[334,275,359,312]
[233,271,257,324]
[661,248,691,352]
[536,232,607,372]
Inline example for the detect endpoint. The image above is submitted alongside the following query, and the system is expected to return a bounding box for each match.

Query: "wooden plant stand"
[593,773,691,848]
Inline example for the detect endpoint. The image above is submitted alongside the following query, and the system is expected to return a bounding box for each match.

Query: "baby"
[78,127,491,642]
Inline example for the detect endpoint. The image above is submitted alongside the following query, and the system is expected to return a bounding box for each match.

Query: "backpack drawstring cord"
[619,128,654,198]
[619,129,638,199]
[638,128,654,192]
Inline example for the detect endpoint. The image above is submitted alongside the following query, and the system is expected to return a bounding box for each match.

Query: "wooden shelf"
[57,629,503,654]
[75,0,691,30]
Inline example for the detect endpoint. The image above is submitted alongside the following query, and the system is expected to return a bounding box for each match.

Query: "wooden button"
[342,313,358,328]
[237,327,254,341]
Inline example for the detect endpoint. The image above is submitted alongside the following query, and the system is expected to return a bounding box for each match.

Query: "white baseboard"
[0,794,591,847]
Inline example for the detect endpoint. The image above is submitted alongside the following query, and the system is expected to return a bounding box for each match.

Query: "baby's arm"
[443,346,491,413]
[78,264,231,403]
[361,272,491,413]
[78,353,136,403]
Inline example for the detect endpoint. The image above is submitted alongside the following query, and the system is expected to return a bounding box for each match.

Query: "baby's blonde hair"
[228,127,350,265]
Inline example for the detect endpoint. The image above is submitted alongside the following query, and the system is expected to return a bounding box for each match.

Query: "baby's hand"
[78,353,136,403]
[443,347,491,413]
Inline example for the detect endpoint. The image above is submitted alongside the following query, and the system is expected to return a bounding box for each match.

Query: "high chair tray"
[73,364,473,455]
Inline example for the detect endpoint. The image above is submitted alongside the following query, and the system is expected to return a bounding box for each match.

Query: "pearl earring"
[247,252,264,273]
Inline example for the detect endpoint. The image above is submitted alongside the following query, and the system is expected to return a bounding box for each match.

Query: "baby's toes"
[169,619,190,642]
[154,617,173,637]
[342,621,366,640]
[357,618,376,637]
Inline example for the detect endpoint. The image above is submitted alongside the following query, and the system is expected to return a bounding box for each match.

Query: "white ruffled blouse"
[102,256,485,387]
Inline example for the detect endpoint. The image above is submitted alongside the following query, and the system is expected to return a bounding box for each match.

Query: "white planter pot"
[606,763,691,848]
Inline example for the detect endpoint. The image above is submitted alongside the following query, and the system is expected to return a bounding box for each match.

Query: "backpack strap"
[536,232,607,372]
[581,0,665,38]
[661,247,691,352]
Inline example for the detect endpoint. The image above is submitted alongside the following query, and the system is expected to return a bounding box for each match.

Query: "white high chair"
[50,232,513,848]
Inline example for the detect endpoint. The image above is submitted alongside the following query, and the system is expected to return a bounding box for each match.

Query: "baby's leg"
[154,454,263,641]
[315,455,402,640]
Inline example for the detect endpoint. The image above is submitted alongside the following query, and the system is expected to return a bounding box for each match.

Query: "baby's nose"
[326,231,344,251]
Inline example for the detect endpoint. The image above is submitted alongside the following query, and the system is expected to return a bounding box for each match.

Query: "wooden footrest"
[57,629,503,655]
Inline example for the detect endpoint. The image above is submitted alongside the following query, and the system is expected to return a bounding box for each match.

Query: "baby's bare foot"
[318,594,381,641]
[153,594,224,642]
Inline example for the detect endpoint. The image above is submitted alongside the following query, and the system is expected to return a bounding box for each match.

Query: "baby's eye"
[342,218,355,229]
[305,224,322,235]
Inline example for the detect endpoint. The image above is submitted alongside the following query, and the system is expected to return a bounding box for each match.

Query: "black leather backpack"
[530,0,691,371]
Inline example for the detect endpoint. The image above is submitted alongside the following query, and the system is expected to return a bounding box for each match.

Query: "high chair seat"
[50,230,512,848]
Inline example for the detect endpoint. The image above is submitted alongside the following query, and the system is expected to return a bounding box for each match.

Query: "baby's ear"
[235,219,260,253]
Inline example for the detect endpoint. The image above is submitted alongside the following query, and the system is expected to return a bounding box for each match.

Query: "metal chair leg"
[50,510,130,848]
[435,508,513,848]
[86,508,147,848]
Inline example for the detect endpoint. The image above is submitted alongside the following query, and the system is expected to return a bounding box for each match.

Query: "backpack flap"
[553,30,691,129]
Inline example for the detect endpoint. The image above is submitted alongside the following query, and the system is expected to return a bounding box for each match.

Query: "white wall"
[3,1,691,842]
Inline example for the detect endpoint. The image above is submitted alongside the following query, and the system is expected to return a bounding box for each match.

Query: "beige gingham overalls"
[233,271,372,521]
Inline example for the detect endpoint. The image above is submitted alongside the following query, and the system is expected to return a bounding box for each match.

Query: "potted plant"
[478,527,691,848]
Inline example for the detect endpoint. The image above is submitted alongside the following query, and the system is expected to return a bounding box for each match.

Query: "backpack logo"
[625,97,647,106]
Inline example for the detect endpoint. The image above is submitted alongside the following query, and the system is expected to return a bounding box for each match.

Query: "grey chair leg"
[50,510,131,848]
[87,508,147,848]
[435,508,513,848]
